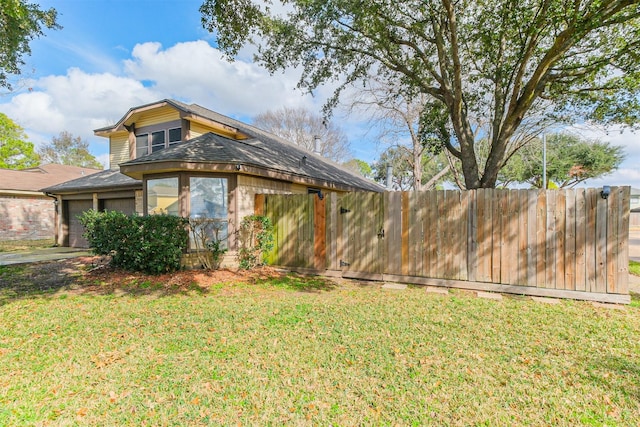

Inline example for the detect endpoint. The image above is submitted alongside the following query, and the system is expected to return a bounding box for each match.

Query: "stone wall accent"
[0,195,55,240]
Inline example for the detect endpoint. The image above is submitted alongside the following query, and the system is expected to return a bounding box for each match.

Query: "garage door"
[67,200,93,248]
[103,198,135,215]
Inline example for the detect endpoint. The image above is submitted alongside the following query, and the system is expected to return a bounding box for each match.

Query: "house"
[42,99,383,259]
[0,164,101,241]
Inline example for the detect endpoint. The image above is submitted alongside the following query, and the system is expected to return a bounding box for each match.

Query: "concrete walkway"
[0,247,91,266]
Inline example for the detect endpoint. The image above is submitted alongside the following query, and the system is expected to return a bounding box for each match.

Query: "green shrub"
[79,210,188,274]
[237,215,274,269]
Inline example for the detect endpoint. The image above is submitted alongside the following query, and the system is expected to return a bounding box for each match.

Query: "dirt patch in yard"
[0,255,291,302]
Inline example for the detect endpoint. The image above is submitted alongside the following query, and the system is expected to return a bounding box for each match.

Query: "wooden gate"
[334,192,385,277]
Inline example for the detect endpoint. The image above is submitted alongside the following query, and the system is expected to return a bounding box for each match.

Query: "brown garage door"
[67,200,93,248]
[103,198,135,215]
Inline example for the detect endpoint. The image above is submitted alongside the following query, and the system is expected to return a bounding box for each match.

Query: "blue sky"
[0,0,638,189]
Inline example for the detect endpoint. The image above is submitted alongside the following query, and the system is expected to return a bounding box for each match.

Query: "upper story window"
[135,126,182,158]
[169,128,181,147]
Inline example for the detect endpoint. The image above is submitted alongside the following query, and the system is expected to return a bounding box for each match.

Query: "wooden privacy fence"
[255,187,630,304]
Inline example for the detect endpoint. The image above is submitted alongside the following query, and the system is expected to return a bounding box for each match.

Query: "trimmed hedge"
[79,210,188,274]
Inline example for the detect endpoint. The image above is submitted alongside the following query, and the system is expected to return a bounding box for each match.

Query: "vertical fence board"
[388,192,402,274]
[416,192,426,276]
[585,189,598,292]
[617,187,630,294]
[401,192,410,276]
[314,195,326,270]
[408,192,417,276]
[459,191,469,281]
[536,190,547,287]
[574,189,587,291]
[444,190,454,279]
[556,191,566,290]
[477,189,492,282]
[425,191,437,279]
[353,193,364,272]
[564,189,576,291]
[606,188,619,293]
[514,190,526,286]
[526,191,537,286]
[503,190,518,285]
[467,190,478,282]
[595,194,608,293]
[545,191,557,288]
[491,189,502,283]
[327,192,337,270]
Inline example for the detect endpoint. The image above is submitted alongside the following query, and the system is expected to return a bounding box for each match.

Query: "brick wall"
[0,195,55,241]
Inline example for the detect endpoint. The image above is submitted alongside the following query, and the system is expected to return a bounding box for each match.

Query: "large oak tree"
[201,0,640,189]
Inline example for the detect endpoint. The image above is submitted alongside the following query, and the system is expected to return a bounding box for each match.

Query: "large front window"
[190,177,228,249]
[147,177,179,215]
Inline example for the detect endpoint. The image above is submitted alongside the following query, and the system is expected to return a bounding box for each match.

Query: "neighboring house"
[0,164,101,241]
[43,99,382,254]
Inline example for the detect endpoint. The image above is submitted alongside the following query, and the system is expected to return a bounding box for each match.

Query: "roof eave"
[120,160,382,192]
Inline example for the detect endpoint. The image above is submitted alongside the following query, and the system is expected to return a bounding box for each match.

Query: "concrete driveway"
[0,247,90,266]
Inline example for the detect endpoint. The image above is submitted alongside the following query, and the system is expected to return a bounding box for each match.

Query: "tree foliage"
[253,106,351,161]
[0,0,60,89]
[342,158,373,179]
[0,112,39,169]
[346,75,450,190]
[38,131,103,169]
[202,0,640,189]
[499,133,625,188]
[372,146,449,191]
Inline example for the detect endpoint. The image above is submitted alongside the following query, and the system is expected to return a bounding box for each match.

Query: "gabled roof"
[41,168,141,193]
[94,99,247,139]
[0,164,102,193]
[96,99,382,192]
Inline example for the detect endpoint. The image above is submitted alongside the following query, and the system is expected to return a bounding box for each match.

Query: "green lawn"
[0,239,55,253]
[1,267,639,425]
[629,260,640,277]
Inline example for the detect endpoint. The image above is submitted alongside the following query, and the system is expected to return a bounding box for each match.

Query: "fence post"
[254,194,265,216]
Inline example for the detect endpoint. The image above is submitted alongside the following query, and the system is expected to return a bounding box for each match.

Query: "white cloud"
[0,68,160,153]
[0,40,329,166]
[124,41,312,116]
[567,125,640,189]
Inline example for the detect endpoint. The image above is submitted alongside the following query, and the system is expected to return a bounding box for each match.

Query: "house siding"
[237,175,307,220]
[135,106,181,128]
[0,195,54,240]
[110,134,129,168]
[188,122,211,139]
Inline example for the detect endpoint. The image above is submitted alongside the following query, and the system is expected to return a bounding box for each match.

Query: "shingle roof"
[118,100,383,192]
[121,131,382,191]
[0,164,102,193]
[40,168,141,193]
